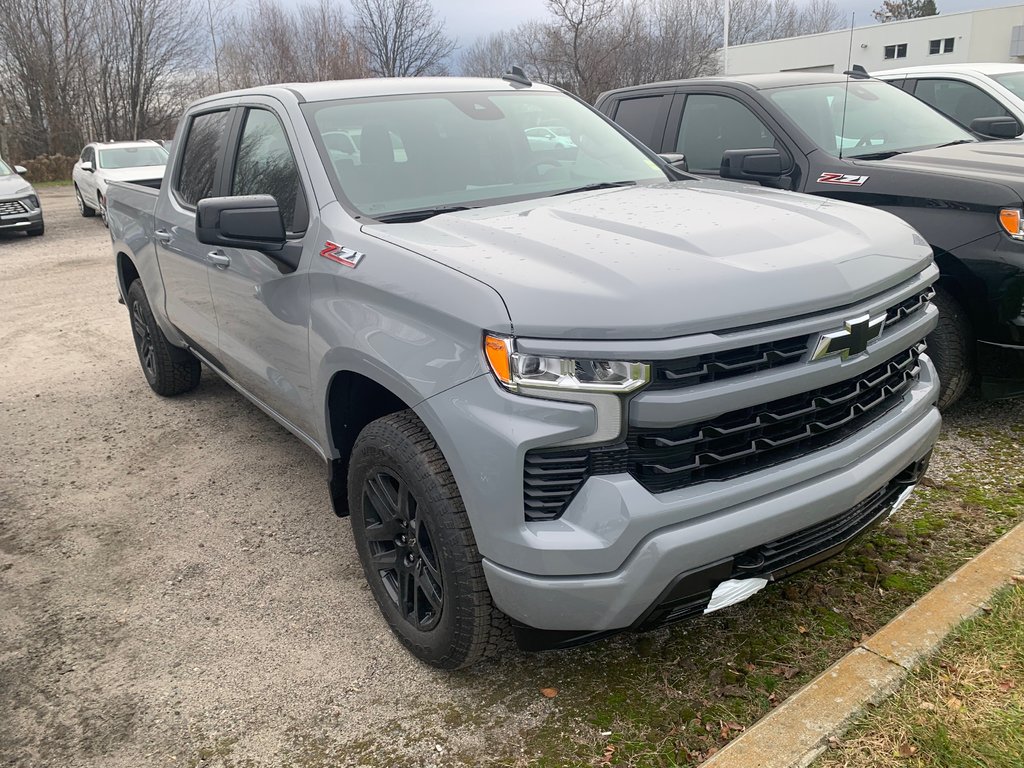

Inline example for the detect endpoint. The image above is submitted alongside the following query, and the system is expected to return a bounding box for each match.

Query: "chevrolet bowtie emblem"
[811,313,885,361]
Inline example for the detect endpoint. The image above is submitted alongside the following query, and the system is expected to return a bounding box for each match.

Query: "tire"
[27,222,44,236]
[928,285,973,410]
[348,411,508,669]
[98,192,108,227]
[126,279,201,396]
[75,185,95,217]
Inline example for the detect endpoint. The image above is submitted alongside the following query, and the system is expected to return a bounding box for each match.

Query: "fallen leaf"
[999,680,1016,692]
[599,743,615,765]
[898,742,919,757]
[1011,574,1024,584]
[725,721,744,731]
[540,687,558,699]
[797,625,809,634]
[918,701,936,711]
[827,735,842,749]
[946,696,962,711]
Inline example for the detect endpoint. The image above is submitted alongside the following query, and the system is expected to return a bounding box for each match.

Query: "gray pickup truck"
[107,75,941,669]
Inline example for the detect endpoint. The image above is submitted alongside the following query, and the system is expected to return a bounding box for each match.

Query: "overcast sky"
[432,0,1015,51]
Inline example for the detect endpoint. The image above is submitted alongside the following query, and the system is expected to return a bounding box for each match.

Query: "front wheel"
[928,285,973,410]
[126,279,201,396]
[348,411,508,669]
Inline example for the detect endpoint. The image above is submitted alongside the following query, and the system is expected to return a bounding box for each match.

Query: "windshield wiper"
[934,139,974,149]
[848,150,905,160]
[374,205,476,223]
[552,180,637,196]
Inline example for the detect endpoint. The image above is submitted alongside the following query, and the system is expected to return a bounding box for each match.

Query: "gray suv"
[0,159,43,237]
[106,76,940,668]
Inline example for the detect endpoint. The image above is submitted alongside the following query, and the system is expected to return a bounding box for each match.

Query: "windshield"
[97,146,168,170]
[767,80,974,158]
[302,90,668,219]
[0,160,11,175]
[992,71,1024,99]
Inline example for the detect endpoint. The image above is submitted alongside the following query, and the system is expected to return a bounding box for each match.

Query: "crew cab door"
[206,103,316,438]
[154,108,233,356]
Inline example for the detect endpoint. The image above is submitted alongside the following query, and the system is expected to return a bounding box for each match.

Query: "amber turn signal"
[999,209,1024,239]
[483,334,513,387]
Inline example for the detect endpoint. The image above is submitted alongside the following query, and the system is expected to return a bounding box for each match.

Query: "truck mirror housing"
[80,161,93,172]
[14,165,27,175]
[969,116,1021,140]
[658,153,688,173]
[720,148,784,186]
[196,195,286,252]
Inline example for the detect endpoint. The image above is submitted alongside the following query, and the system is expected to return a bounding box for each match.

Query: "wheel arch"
[324,369,414,517]
[117,250,140,301]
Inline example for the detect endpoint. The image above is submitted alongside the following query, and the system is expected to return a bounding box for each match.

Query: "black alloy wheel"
[131,297,157,380]
[362,469,444,631]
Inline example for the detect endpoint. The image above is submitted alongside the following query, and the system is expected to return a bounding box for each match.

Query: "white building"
[723,3,1024,75]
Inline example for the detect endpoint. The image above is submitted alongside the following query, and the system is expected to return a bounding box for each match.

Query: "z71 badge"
[817,172,869,186]
[320,241,364,268]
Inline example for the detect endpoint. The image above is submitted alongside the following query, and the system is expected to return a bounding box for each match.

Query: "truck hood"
[0,172,33,200]
[363,181,932,340]
[859,140,1024,197]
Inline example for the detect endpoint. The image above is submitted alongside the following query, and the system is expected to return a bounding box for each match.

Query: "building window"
[884,43,908,59]
[929,37,955,55]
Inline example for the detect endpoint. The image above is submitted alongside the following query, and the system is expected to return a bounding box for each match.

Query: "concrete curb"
[700,520,1024,768]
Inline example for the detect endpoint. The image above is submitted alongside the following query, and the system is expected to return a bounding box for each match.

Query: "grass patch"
[815,584,1024,768]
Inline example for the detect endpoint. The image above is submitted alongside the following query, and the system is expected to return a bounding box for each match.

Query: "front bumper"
[0,198,43,230]
[977,340,1024,399]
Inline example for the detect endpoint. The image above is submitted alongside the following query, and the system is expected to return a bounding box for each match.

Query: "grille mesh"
[0,200,28,216]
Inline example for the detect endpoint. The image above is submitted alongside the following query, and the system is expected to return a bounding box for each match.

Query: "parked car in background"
[107,76,940,668]
[876,63,1024,139]
[524,125,576,150]
[0,159,43,237]
[597,73,1024,408]
[72,140,168,224]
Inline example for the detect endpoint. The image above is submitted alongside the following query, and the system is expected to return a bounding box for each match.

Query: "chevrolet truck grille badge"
[811,313,885,361]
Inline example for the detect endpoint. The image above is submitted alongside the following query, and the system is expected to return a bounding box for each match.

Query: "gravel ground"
[1,187,1021,768]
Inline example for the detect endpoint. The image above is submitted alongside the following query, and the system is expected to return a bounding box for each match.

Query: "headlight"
[484,334,649,393]
[999,209,1024,240]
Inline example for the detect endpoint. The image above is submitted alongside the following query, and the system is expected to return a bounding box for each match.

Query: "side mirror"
[14,165,27,175]
[969,116,1021,139]
[720,148,785,187]
[80,161,93,172]
[658,153,689,173]
[196,195,286,253]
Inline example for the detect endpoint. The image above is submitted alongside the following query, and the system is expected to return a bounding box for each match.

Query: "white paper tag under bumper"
[704,577,769,615]
[887,484,917,519]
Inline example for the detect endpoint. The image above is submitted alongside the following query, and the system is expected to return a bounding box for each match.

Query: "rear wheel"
[127,279,201,396]
[348,411,508,669]
[75,185,95,217]
[98,193,108,227]
[928,285,973,410]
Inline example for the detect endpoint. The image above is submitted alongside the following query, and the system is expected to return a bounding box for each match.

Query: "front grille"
[523,343,923,519]
[0,199,27,216]
[648,287,933,392]
[630,343,923,494]
[649,335,808,390]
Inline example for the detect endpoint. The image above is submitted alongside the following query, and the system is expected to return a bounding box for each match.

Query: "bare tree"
[352,0,455,77]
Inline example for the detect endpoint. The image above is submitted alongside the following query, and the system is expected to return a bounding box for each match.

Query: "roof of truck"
[597,72,860,102]
[190,77,561,108]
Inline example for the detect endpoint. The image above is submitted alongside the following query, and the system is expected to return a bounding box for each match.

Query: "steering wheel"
[854,130,888,148]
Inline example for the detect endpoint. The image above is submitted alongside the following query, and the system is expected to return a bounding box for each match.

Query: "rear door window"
[612,95,668,149]
[176,110,230,207]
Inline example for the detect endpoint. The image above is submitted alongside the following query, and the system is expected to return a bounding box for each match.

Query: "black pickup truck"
[596,73,1024,408]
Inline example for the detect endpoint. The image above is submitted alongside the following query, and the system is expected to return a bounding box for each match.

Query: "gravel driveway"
[2,187,1022,768]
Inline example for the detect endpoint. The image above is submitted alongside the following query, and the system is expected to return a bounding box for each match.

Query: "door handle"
[154,228,172,242]
[206,251,231,268]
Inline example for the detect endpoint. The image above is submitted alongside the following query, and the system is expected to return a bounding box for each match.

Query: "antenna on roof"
[843,64,870,79]
[838,12,855,160]
[502,65,532,87]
